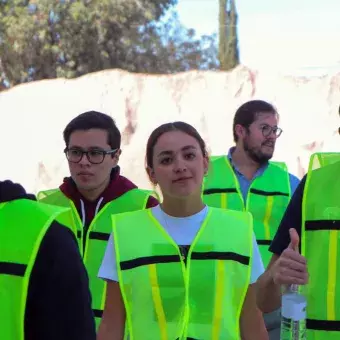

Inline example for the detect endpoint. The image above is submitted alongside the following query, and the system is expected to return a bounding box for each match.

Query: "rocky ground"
[0,65,339,193]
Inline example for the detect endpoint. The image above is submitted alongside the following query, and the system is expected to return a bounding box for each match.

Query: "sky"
[176,0,340,75]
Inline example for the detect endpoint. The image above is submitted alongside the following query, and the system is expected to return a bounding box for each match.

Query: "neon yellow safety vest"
[38,187,153,329]
[0,199,76,340]
[302,152,340,339]
[203,156,291,267]
[113,207,253,340]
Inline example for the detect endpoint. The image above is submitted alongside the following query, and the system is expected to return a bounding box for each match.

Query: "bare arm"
[240,284,268,340]
[97,281,126,340]
[256,254,281,313]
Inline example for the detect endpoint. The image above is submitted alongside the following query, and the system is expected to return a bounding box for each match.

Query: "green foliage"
[130,10,218,74]
[218,0,239,71]
[0,0,218,89]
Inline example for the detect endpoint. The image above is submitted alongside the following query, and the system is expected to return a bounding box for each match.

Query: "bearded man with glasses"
[37,110,159,329]
[203,100,300,340]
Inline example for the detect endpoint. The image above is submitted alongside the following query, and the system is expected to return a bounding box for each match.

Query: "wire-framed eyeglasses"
[260,125,283,138]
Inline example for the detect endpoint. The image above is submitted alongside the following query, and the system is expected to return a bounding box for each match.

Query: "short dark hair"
[146,121,208,169]
[233,100,278,142]
[63,111,121,149]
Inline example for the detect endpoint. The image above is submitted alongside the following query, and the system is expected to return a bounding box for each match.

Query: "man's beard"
[244,139,273,165]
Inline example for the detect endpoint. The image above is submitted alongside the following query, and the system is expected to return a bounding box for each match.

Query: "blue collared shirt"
[227,148,300,201]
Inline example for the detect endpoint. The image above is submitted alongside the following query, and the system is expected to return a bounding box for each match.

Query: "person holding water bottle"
[256,150,340,339]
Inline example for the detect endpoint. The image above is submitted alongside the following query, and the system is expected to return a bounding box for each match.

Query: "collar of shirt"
[227,147,268,180]
[227,147,270,200]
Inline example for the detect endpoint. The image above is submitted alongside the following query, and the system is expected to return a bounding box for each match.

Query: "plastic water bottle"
[280,284,307,340]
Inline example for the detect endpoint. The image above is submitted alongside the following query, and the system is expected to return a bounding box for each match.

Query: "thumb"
[288,228,299,252]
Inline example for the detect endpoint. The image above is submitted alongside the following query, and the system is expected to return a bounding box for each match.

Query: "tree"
[134,9,218,74]
[0,0,218,89]
[218,0,239,71]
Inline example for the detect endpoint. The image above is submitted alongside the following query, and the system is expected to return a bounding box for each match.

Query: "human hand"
[271,228,308,285]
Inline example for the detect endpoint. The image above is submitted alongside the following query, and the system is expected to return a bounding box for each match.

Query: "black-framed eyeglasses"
[64,148,118,164]
[260,125,283,138]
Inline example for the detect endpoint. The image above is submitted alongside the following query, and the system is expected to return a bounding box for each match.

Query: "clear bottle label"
[281,293,307,321]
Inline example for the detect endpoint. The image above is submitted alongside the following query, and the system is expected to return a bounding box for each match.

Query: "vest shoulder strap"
[111,188,151,210]
[0,199,64,274]
[270,160,288,171]
[204,156,236,192]
[307,152,340,170]
[37,188,68,205]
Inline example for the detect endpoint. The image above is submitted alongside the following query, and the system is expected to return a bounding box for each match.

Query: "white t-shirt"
[98,205,264,283]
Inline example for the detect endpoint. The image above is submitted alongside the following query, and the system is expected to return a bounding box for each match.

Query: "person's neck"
[161,195,205,217]
[78,178,110,202]
[231,146,262,180]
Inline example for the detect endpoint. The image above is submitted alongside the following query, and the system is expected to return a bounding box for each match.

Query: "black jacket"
[0,180,96,340]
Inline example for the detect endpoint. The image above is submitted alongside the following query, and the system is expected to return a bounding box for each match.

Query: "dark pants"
[264,308,281,340]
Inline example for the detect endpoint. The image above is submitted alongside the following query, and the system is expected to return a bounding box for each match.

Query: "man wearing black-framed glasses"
[64,148,119,165]
[37,110,159,329]
[203,100,300,340]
